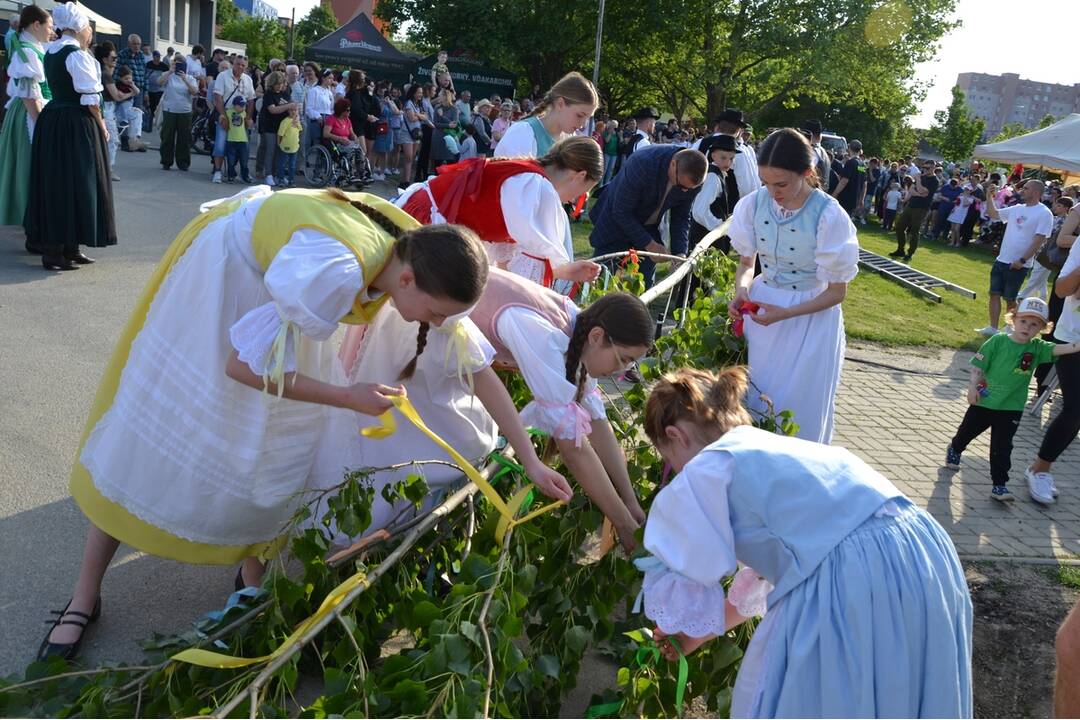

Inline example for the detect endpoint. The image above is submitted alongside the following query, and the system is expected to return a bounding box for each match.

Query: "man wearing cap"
[803,120,831,188]
[690,134,739,252]
[589,144,707,287]
[832,138,866,218]
[628,106,659,155]
[692,108,760,201]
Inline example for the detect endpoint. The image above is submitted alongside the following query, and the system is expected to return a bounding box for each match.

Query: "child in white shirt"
[882,182,901,230]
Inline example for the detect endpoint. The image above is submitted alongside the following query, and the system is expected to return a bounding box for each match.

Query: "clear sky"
[276,0,1079,127]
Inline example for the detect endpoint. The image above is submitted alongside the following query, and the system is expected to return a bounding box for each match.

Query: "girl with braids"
[329,267,652,548]
[727,128,859,444]
[397,136,604,287]
[38,186,501,661]
[636,367,972,718]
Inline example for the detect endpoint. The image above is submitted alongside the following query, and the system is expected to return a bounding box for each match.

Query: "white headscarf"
[53,2,89,33]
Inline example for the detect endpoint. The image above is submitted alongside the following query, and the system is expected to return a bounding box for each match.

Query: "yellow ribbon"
[262,321,302,398]
[364,395,564,542]
[172,394,563,669]
[441,320,476,395]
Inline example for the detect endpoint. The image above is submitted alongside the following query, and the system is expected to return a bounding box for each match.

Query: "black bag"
[208,83,241,128]
[410,126,422,141]
[1037,231,1069,271]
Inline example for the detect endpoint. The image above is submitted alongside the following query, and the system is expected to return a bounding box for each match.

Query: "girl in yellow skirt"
[39,186,566,661]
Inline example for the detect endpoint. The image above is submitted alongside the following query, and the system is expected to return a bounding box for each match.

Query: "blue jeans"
[225,140,249,180]
[213,122,228,158]
[602,154,617,185]
[304,118,322,162]
[988,260,1029,301]
[276,150,297,185]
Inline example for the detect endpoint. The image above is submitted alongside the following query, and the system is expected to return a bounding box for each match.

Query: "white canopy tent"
[974,113,1080,185]
[1,0,121,36]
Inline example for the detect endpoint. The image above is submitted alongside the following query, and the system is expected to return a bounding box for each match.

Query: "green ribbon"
[584,635,690,717]
[585,701,622,718]
[667,637,689,716]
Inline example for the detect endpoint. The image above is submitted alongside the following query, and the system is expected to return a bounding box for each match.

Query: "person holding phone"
[157,54,198,170]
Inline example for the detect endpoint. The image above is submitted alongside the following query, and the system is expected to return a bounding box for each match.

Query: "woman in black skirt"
[24,2,116,271]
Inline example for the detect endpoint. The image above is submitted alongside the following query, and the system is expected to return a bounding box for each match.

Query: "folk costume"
[689,134,740,254]
[493,116,577,286]
[72,187,417,564]
[396,157,571,286]
[637,426,973,718]
[23,5,115,262]
[0,29,50,226]
[727,187,859,444]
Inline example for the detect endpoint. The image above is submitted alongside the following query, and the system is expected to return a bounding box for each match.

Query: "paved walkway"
[835,343,1080,562]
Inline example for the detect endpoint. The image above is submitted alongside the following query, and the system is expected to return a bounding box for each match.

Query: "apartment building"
[957,72,1080,138]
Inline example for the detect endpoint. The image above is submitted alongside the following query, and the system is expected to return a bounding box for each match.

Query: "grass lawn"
[570,215,1002,350]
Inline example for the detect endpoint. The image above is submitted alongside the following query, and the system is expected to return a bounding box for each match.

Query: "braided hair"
[524,71,599,120]
[564,293,654,402]
[326,189,488,380]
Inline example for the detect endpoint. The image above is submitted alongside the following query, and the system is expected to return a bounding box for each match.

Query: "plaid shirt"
[116,47,146,91]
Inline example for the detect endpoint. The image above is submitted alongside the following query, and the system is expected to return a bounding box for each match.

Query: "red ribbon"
[732,300,760,338]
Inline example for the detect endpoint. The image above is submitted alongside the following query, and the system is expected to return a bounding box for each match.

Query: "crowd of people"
[8,3,1080,717]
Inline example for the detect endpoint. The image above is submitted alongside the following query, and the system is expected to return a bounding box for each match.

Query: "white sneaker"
[212,171,222,184]
[1050,476,1060,498]
[1024,468,1056,505]
[265,174,276,186]
[373,171,385,181]
[976,325,998,336]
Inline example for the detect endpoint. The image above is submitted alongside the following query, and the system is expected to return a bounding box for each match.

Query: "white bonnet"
[53,2,89,33]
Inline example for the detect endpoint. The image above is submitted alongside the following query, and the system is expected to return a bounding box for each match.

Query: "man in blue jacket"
[589,144,707,286]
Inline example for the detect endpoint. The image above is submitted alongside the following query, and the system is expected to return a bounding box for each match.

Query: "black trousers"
[951,405,1022,485]
[1038,351,1080,462]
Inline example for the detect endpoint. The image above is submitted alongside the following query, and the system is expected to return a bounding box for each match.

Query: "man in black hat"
[628,106,660,155]
[802,119,831,189]
[690,134,739,252]
[692,108,760,202]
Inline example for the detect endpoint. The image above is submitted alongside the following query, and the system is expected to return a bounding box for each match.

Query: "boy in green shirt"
[224,95,251,183]
[945,297,1080,501]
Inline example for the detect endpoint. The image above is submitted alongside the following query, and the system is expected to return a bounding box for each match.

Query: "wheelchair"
[304,140,373,190]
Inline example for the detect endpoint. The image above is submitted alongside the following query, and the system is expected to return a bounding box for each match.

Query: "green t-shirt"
[225,107,248,143]
[970,333,1057,411]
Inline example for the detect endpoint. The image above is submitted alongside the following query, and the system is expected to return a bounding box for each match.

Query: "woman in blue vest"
[727,128,858,443]
[637,367,972,718]
[23,2,115,270]
[0,5,52,229]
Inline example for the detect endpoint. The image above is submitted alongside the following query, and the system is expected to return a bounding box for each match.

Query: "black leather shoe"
[42,256,78,271]
[65,251,96,265]
[37,597,102,662]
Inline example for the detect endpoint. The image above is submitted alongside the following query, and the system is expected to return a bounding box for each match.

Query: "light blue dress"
[636,425,973,718]
[727,188,860,443]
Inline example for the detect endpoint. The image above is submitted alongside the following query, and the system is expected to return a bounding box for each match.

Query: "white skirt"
[743,278,845,444]
[308,305,497,544]
[81,192,337,547]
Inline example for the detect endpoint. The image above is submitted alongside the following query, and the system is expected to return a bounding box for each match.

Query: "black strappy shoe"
[37,597,102,662]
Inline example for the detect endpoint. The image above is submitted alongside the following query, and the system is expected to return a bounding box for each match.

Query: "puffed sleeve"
[726,190,760,257]
[496,305,603,446]
[229,229,364,376]
[8,41,45,100]
[66,48,104,106]
[428,315,496,379]
[500,174,571,266]
[691,172,722,230]
[636,451,738,637]
[815,199,860,284]
[493,121,537,158]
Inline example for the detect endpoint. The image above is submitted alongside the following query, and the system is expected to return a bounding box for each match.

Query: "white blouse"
[48,36,103,106]
[495,304,606,446]
[690,171,724,230]
[305,85,334,121]
[493,120,537,157]
[5,31,45,102]
[638,451,772,638]
[727,190,860,285]
[226,196,366,376]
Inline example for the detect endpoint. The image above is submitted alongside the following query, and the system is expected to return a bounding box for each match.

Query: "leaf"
[388,679,428,716]
[565,625,590,654]
[536,654,560,679]
[323,667,350,697]
[459,620,483,647]
[410,600,442,630]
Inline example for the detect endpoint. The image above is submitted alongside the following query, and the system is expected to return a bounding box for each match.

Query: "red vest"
[408,158,547,243]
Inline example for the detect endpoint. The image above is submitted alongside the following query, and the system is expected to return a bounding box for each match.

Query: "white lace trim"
[728,566,773,618]
[639,562,728,638]
[580,386,606,420]
[230,303,296,376]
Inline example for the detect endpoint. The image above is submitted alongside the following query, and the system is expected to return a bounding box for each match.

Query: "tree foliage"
[923,86,984,162]
[1037,113,1059,130]
[376,0,957,127]
[218,14,286,68]
[991,122,1030,143]
[215,0,240,26]
[293,4,338,60]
